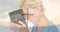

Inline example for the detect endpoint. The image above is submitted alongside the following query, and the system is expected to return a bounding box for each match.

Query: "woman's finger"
[18,21,26,27]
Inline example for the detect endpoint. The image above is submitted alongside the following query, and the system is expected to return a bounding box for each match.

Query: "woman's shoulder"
[39,21,59,32]
[39,25,59,32]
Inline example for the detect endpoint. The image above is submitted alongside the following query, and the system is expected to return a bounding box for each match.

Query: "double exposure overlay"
[0,0,60,32]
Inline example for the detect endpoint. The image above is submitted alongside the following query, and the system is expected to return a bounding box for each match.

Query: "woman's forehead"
[20,0,42,5]
[25,0,42,3]
[20,0,42,8]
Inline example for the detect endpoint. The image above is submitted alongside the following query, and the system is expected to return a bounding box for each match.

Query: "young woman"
[10,0,59,32]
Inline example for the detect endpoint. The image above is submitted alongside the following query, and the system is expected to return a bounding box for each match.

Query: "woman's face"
[22,5,43,19]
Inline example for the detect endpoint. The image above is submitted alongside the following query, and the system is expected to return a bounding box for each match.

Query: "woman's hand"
[18,21,26,27]
[10,21,28,32]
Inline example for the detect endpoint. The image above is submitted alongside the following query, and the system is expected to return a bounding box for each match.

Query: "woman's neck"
[38,16,49,27]
[36,16,49,30]
[28,15,49,26]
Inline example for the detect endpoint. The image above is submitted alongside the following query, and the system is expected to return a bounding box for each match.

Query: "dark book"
[9,9,26,25]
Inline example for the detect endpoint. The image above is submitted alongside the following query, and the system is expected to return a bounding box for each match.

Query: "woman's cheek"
[28,8,35,14]
[29,8,40,16]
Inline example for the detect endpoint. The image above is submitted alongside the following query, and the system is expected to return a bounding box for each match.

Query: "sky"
[0,0,20,26]
[0,0,20,32]
[42,0,60,25]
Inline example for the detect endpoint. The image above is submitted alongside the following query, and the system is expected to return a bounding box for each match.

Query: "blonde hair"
[19,0,43,9]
